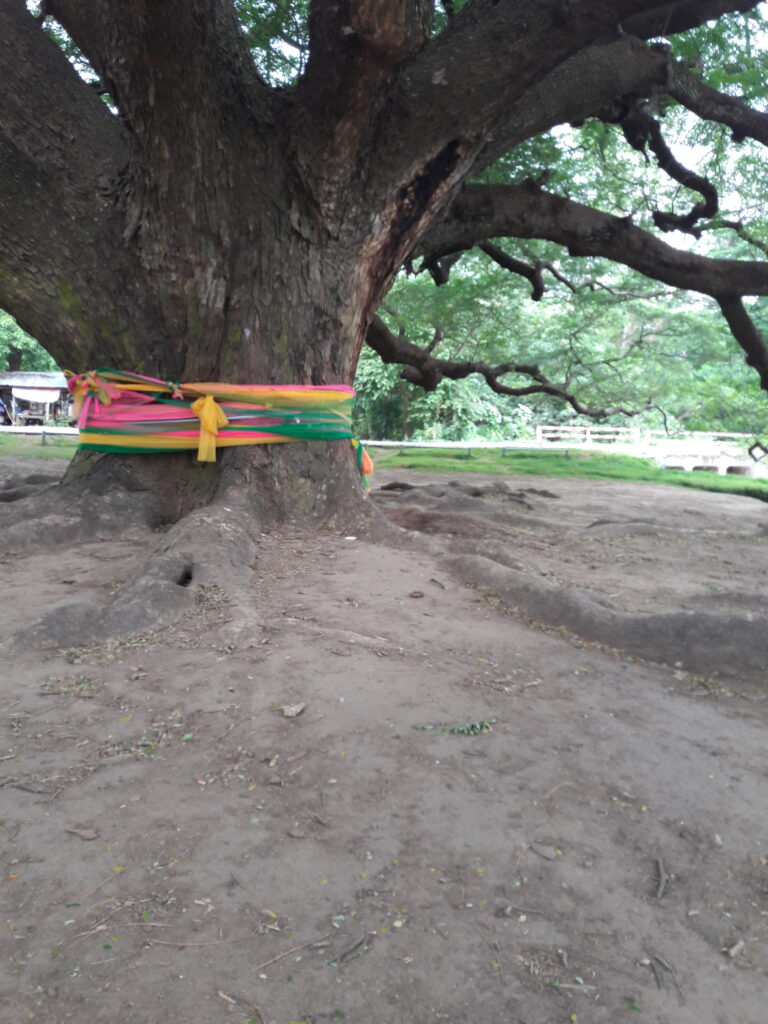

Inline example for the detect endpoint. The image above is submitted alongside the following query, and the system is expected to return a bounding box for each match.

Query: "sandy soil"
[1,458,767,1024]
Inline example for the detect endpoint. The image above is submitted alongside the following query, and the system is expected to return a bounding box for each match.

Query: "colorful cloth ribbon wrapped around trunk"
[66,369,373,484]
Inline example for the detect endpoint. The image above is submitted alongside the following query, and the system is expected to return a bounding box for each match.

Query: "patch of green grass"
[0,432,78,460]
[370,446,768,503]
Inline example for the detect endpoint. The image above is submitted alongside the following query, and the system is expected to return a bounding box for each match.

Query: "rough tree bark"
[0,0,766,626]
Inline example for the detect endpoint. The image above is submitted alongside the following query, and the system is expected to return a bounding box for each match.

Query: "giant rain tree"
[2,0,768,620]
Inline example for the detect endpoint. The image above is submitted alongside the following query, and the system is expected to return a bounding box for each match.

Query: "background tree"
[0,312,59,373]
[2,0,768,558]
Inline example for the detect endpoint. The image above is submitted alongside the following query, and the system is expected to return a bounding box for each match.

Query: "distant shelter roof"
[0,371,67,389]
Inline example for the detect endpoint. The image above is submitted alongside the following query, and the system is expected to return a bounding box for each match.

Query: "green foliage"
[357,252,767,440]
[353,348,536,441]
[0,312,58,373]
[669,7,768,101]
[234,0,310,84]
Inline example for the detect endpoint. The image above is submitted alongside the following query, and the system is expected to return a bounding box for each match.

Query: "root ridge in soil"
[373,472,768,682]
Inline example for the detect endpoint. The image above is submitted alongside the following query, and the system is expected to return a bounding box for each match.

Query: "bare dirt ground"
[1,456,768,1024]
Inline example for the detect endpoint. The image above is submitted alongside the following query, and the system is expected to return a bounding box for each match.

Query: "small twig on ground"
[71,903,125,941]
[79,871,128,901]
[495,904,543,918]
[218,991,264,1021]
[492,939,506,987]
[475,926,506,986]
[331,935,368,965]
[116,921,172,928]
[159,847,190,869]
[543,781,574,801]
[650,959,663,989]
[151,931,260,948]
[253,933,333,971]
[655,857,669,899]
[654,953,686,1005]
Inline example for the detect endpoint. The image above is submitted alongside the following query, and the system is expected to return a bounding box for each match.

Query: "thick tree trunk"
[7,0,758,532]
[60,438,372,532]
[53,161,409,525]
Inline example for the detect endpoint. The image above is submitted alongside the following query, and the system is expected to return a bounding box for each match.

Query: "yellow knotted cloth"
[191,395,229,462]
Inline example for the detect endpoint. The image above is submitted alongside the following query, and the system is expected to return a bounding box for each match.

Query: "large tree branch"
[44,0,281,274]
[667,60,768,147]
[419,183,768,299]
[376,2,655,172]
[330,4,682,272]
[365,315,652,418]
[294,1,434,197]
[0,2,166,367]
[363,0,765,225]
[0,0,124,180]
[369,1,759,186]
[619,101,718,235]
[478,243,545,301]
[46,0,272,133]
[469,33,768,183]
[622,0,762,40]
[717,296,768,388]
[467,35,673,177]
[0,135,164,372]
[417,182,768,390]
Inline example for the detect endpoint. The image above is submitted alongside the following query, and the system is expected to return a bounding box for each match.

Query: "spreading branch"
[418,182,768,299]
[717,296,768,389]
[478,243,545,300]
[622,1,762,40]
[444,4,764,182]
[46,0,272,129]
[365,1,730,198]
[618,101,718,235]
[365,316,653,419]
[416,182,768,391]
[715,221,768,258]
[666,59,768,147]
[0,2,166,366]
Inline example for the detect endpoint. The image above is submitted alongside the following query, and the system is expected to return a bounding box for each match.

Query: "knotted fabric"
[65,369,372,486]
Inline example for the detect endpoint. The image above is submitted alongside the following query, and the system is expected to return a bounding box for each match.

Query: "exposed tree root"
[9,498,261,650]
[445,552,768,678]
[7,455,764,680]
[1,444,395,649]
[372,478,768,683]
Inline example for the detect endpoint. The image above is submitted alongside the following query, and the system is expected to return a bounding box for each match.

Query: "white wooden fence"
[364,429,767,478]
[2,424,765,477]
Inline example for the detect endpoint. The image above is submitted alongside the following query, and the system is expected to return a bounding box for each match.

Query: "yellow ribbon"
[191,395,229,462]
